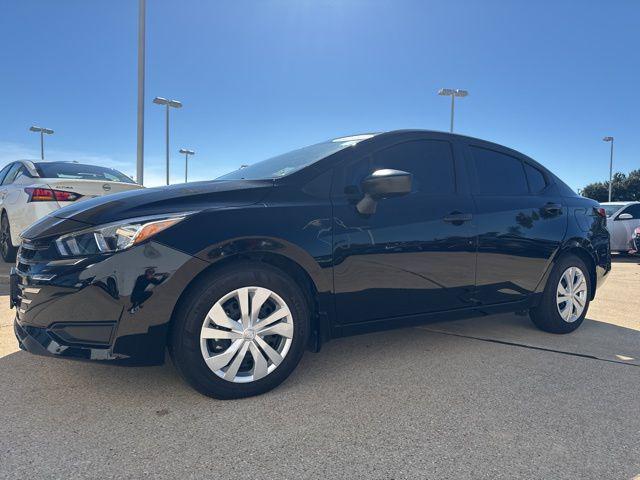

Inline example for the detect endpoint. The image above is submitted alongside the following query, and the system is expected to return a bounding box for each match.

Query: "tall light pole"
[136,0,146,185]
[29,126,54,160]
[438,88,468,132]
[179,148,195,183]
[153,97,182,185]
[603,136,614,202]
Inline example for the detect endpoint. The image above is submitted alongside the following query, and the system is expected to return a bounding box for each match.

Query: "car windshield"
[602,204,626,217]
[35,162,136,183]
[217,134,377,180]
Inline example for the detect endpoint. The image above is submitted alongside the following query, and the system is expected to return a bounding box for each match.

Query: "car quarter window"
[470,146,528,195]
[524,162,547,193]
[345,140,456,195]
[14,165,32,181]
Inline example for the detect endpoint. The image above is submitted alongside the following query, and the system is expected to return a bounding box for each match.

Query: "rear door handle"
[443,212,473,223]
[543,202,562,213]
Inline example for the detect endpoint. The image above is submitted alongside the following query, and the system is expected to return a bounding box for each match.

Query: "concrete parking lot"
[1,258,639,479]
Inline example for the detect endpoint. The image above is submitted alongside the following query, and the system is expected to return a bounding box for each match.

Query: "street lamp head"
[154,97,182,108]
[603,136,614,142]
[438,88,468,97]
[179,148,195,155]
[29,126,54,135]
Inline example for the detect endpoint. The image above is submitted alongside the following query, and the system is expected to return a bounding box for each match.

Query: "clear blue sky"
[1,0,638,189]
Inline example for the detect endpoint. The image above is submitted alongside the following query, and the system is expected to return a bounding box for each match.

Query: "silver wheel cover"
[200,286,294,383]
[556,266,588,323]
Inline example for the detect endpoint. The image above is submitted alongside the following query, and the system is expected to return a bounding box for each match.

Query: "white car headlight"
[55,214,189,257]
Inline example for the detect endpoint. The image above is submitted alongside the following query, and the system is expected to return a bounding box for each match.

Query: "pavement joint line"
[417,326,640,368]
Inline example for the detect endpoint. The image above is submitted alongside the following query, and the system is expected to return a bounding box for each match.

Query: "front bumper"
[12,239,209,366]
[14,317,125,363]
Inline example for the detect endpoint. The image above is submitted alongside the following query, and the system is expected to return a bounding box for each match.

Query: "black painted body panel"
[13,130,611,366]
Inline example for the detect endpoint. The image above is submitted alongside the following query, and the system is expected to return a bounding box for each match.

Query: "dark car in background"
[11,130,611,398]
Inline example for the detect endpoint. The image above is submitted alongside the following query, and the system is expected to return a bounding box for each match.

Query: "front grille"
[17,238,58,269]
[13,273,41,316]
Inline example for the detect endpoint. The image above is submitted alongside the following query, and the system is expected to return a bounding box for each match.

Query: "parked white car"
[0,160,143,261]
[601,201,640,253]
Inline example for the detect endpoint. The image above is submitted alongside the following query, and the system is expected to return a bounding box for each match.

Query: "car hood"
[22,179,273,240]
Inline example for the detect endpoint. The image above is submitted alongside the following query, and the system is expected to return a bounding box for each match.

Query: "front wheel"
[169,262,310,399]
[0,213,17,263]
[529,254,591,334]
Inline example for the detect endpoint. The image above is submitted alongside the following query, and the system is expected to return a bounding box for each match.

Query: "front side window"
[470,146,528,195]
[345,140,456,195]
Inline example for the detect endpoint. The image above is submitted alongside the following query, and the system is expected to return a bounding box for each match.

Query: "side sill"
[331,297,538,339]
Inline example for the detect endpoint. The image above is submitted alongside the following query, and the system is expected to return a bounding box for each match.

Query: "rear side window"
[470,146,528,195]
[524,163,547,193]
[370,140,456,195]
[0,164,13,185]
[620,204,640,219]
[2,163,23,185]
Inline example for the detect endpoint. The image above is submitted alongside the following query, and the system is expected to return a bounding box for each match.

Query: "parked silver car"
[601,201,640,253]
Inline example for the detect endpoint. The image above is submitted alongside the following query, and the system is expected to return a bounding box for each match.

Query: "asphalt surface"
[1,257,639,479]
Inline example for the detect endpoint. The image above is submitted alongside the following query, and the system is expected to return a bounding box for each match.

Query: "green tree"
[582,169,640,202]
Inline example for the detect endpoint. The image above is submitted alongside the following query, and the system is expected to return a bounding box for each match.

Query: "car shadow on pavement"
[1,313,639,407]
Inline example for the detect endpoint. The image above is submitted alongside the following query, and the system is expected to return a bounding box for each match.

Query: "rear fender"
[535,238,600,300]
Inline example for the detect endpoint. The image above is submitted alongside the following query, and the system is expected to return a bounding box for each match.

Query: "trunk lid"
[43,179,143,200]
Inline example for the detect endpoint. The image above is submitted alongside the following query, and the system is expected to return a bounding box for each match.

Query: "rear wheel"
[169,262,310,399]
[0,213,17,263]
[529,254,590,334]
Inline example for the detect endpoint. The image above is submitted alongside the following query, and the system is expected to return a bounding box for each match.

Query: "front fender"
[193,236,332,294]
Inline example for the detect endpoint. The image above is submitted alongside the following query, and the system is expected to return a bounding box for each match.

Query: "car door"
[611,204,640,251]
[466,144,567,305]
[331,137,477,325]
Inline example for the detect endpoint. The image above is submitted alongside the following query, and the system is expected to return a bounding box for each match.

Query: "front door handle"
[443,212,473,224]
[542,202,562,213]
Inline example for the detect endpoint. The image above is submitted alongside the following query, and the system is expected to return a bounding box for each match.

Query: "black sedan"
[12,130,611,398]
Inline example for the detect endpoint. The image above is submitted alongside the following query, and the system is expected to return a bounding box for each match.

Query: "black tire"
[0,213,17,263]
[169,261,310,399]
[529,254,591,334]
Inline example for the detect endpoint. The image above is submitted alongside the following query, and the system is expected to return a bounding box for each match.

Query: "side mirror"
[617,213,633,220]
[357,169,412,215]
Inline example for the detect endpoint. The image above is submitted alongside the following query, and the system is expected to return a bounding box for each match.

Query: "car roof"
[358,129,537,160]
[601,202,636,206]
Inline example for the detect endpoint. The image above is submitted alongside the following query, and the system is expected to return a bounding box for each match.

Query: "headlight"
[55,214,189,257]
